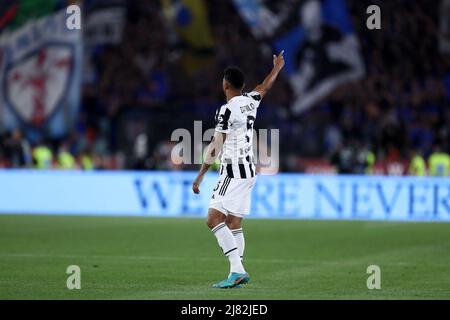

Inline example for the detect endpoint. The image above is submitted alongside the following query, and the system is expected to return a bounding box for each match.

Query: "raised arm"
[253,50,285,98]
[192,131,226,194]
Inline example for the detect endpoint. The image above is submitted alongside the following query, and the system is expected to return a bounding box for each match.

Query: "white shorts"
[209,174,257,217]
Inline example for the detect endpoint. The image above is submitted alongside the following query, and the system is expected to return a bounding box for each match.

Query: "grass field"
[0,214,449,299]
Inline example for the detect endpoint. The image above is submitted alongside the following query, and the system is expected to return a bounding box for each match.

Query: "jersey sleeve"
[214,104,233,133]
[244,91,262,107]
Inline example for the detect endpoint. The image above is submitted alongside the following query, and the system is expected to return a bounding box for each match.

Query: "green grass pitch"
[0,214,449,299]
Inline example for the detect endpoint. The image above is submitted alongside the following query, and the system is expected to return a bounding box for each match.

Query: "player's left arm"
[253,50,285,99]
[192,131,226,194]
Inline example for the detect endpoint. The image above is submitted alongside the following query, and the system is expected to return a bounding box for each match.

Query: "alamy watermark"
[66,265,81,290]
[170,121,280,174]
[366,5,381,30]
[66,5,81,30]
[366,265,381,290]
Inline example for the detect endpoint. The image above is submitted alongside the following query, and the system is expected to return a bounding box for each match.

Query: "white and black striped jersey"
[214,91,262,179]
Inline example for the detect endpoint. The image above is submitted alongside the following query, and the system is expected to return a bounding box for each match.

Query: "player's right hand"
[192,176,202,194]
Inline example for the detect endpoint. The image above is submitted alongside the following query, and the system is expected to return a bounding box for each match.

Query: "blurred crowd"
[1,0,450,176]
[0,128,96,170]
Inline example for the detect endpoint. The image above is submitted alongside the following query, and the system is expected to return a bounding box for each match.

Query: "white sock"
[231,228,245,261]
[211,222,246,274]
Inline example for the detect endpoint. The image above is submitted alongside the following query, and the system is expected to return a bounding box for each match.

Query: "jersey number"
[246,116,255,143]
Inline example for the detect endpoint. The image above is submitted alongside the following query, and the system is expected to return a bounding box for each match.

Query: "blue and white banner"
[274,0,364,114]
[0,9,81,140]
[233,0,364,114]
[231,0,286,39]
[0,170,449,222]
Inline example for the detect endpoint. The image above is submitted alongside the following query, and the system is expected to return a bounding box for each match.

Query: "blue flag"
[274,0,364,114]
[233,0,364,115]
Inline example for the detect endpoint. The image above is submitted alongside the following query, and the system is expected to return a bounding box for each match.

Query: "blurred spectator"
[354,143,376,175]
[1,129,32,168]
[32,142,53,169]
[131,133,154,170]
[152,139,183,171]
[428,145,450,176]
[408,149,427,176]
[80,148,95,170]
[330,142,355,174]
[57,143,76,170]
